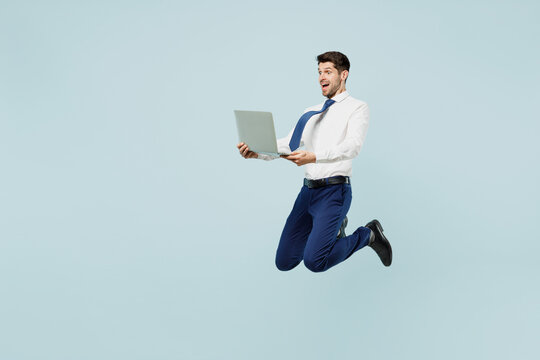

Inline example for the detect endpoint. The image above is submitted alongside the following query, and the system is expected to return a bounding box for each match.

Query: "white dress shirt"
[258,91,369,180]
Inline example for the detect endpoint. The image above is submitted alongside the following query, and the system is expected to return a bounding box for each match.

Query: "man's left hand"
[281,151,316,166]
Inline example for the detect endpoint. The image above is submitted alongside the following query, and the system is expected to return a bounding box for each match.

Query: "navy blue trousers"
[275,183,371,272]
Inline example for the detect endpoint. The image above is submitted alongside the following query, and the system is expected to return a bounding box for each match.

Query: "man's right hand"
[237,142,258,159]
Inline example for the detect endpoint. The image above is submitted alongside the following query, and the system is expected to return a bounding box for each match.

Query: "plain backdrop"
[1,0,539,359]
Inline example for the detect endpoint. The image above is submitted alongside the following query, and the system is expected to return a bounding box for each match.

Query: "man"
[237,51,392,272]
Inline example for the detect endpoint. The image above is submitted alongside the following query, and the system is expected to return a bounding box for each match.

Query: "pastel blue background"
[1,1,539,359]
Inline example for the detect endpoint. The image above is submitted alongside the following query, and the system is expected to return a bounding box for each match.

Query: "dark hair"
[316,51,350,73]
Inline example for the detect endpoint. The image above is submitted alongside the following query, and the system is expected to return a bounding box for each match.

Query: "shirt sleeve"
[314,103,369,163]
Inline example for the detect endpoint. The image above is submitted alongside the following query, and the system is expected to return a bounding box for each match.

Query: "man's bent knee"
[303,257,328,273]
[275,258,300,271]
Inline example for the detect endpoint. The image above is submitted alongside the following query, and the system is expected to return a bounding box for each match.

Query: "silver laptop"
[234,110,290,156]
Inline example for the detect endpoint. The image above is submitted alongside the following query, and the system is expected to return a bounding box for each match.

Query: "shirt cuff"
[314,150,328,163]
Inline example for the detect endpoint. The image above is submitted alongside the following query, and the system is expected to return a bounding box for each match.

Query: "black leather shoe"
[337,216,348,239]
[365,219,392,266]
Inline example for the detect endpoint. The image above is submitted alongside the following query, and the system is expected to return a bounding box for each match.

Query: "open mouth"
[321,83,329,89]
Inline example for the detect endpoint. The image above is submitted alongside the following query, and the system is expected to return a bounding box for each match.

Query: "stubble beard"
[325,83,340,99]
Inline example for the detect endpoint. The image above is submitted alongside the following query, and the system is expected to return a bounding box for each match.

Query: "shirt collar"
[330,90,349,103]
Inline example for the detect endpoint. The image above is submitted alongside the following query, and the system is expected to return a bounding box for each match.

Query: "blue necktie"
[289,99,335,151]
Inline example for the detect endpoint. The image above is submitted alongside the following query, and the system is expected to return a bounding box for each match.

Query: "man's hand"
[282,151,316,166]
[237,142,258,159]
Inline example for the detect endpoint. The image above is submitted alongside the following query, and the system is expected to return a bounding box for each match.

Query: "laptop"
[234,110,291,156]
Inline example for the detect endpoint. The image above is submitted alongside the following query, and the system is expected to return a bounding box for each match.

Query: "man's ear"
[341,70,349,82]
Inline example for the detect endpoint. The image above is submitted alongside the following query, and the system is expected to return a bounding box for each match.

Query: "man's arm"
[281,151,316,166]
[314,103,369,163]
[281,104,369,167]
